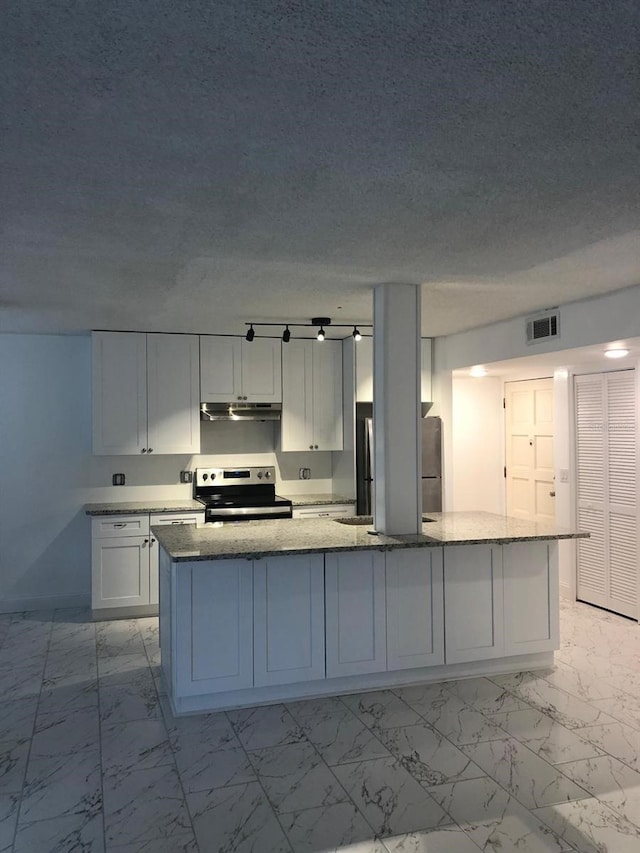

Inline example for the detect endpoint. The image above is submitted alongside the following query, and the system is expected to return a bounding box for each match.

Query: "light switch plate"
[180,471,193,484]
[112,473,125,486]
[559,469,569,483]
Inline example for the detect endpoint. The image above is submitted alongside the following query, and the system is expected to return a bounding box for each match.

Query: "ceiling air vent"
[526,311,559,344]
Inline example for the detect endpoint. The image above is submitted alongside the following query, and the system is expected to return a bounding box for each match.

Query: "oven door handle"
[206,505,291,517]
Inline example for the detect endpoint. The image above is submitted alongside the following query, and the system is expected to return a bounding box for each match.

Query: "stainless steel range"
[194,466,292,523]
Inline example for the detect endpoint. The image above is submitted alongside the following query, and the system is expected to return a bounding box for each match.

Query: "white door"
[325,551,386,677]
[281,339,314,451]
[91,536,150,609]
[386,548,444,670]
[253,555,325,686]
[241,338,282,402]
[313,340,344,450]
[147,334,200,454]
[92,332,147,455]
[174,560,253,696]
[503,541,559,654]
[505,378,555,522]
[575,370,638,619]
[200,336,242,402]
[444,545,504,664]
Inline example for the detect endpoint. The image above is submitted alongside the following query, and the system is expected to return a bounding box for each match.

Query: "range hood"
[200,402,282,422]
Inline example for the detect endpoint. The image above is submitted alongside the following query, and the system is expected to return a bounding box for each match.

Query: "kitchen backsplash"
[83,420,340,502]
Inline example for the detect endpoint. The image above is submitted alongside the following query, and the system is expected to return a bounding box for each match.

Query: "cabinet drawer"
[92,515,150,538]
[292,505,355,519]
[150,512,204,527]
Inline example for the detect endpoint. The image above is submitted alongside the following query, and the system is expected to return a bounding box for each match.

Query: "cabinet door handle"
[147,448,153,453]
[143,538,149,544]
[150,538,156,545]
[141,448,147,453]
[549,491,556,497]
[113,522,126,528]
[309,445,313,449]
[314,445,319,449]
[170,521,184,525]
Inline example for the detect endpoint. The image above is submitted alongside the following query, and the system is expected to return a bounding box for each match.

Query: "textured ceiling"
[1,0,639,336]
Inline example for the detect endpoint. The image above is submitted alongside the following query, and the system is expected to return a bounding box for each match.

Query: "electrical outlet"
[299,467,311,480]
[112,473,125,486]
[180,471,193,484]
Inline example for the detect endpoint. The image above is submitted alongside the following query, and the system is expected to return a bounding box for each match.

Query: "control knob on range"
[257,471,263,479]
[210,472,216,480]
[202,473,208,480]
[264,471,271,479]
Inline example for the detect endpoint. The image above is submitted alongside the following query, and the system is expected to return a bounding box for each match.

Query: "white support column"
[373,284,422,534]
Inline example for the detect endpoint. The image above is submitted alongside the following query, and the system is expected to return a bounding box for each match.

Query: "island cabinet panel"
[325,551,386,677]
[386,549,444,670]
[444,545,504,664]
[253,555,325,687]
[503,541,559,655]
[174,560,253,696]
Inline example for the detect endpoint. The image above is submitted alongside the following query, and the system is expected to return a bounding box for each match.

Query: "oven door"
[205,504,293,523]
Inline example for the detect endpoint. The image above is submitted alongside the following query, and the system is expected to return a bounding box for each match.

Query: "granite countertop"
[85,499,205,516]
[152,511,588,562]
[286,494,356,506]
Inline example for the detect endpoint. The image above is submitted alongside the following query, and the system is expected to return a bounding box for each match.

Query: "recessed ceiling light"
[470,365,488,377]
[604,348,629,359]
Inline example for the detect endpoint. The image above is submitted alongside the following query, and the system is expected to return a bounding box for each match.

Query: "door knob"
[549,490,556,497]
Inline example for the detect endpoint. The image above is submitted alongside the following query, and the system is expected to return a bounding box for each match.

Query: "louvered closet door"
[575,370,638,619]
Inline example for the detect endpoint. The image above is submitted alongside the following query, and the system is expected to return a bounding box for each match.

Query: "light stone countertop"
[152,511,588,562]
[85,499,205,516]
[286,494,356,506]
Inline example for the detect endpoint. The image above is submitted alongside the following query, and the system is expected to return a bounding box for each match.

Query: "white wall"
[0,333,336,611]
[0,335,92,610]
[451,377,504,513]
[436,282,640,372]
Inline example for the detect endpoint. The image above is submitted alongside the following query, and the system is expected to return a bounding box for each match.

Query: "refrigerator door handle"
[365,418,374,482]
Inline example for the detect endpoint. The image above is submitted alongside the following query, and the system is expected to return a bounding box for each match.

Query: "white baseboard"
[0,593,90,614]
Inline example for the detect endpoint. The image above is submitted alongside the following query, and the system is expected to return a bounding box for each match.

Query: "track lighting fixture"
[243,318,371,341]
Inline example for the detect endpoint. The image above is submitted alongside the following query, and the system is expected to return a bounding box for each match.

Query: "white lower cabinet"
[91,511,203,613]
[503,541,559,655]
[386,549,444,670]
[92,534,151,609]
[443,545,504,664]
[253,554,325,686]
[325,550,387,677]
[175,559,254,697]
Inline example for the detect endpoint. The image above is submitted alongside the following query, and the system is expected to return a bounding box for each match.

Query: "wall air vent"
[526,311,559,344]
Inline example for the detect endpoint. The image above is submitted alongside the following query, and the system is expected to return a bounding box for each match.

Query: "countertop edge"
[161,530,588,562]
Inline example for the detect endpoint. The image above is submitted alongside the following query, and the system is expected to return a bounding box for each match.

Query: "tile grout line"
[10,610,55,851]
[141,616,203,853]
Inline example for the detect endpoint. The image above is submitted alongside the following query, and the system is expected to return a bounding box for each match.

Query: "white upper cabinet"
[147,334,201,454]
[355,337,432,402]
[281,339,343,451]
[93,332,148,455]
[200,336,282,403]
[92,332,200,455]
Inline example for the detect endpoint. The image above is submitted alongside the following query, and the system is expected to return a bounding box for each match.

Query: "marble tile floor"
[0,600,639,852]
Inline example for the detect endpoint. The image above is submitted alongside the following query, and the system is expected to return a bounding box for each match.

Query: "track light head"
[245,324,255,342]
[317,326,325,342]
[352,326,362,341]
[282,325,291,343]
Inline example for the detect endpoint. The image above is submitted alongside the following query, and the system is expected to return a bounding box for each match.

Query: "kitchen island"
[154,512,587,715]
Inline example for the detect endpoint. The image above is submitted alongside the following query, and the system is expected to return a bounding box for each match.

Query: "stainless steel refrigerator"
[355,404,442,515]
